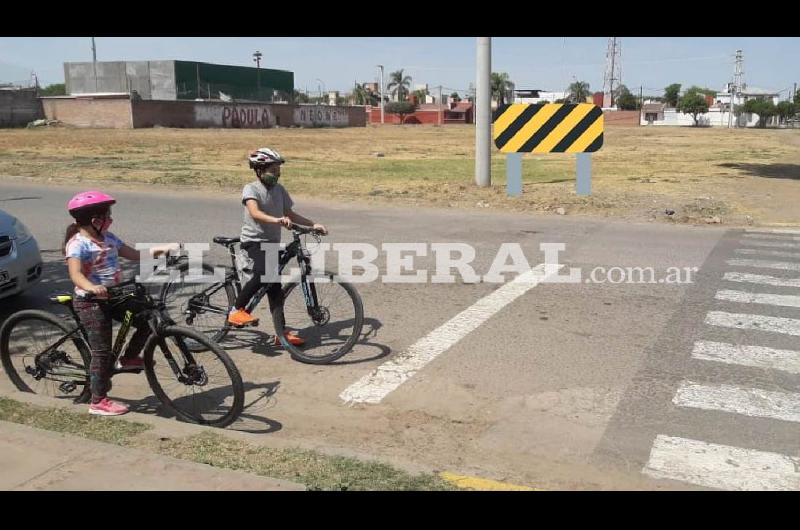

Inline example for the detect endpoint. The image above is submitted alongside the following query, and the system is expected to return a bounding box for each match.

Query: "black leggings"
[73,299,151,403]
[235,243,285,329]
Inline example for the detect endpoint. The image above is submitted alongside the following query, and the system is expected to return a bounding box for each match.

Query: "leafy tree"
[450,92,461,103]
[490,72,514,107]
[39,83,66,96]
[743,98,777,128]
[567,80,591,103]
[685,86,716,99]
[411,88,428,104]
[293,90,310,104]
[386,69,412,101]
[677,92,709,126]
[664,83,681,107]
[614,85,639,110]
[776,101,796,124]
[794,90,800,106]
[351,83,376,105]
[385,101,417,124]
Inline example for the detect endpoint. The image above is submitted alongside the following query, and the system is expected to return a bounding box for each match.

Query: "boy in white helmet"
[228,147,327,346]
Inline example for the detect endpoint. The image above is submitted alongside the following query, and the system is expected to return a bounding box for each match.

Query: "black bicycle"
[159,225,364,364]
[0,279,244,428]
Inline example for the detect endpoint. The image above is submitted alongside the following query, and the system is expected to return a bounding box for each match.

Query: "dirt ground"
[0,124,798,227]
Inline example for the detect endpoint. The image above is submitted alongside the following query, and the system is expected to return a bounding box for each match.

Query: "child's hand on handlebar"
[278,216,293,229]
[151,242,181,258]
[313,223,328,235]
[87,285,108,299]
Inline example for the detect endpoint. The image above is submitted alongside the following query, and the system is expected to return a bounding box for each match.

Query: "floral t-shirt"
[65,231,124,298]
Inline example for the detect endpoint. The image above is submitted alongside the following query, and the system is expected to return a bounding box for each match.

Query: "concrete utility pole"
[377,65,385,124]
[438,85,443,126]
[253,50,262,99]
[475,37,491,187]
[732,49,744,128]
[91,37,98,92]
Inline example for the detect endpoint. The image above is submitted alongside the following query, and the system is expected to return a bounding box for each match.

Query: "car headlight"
[12,218,33,244]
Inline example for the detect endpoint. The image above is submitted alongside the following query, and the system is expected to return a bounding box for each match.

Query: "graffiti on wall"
[194,104,275,128]
[293,105,349,127]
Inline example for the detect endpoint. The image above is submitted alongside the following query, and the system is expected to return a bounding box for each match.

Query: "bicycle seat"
[49,292,74,305]
[213,236,240,247]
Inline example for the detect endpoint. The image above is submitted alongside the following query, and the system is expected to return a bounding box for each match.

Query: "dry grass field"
[1,124,798,226]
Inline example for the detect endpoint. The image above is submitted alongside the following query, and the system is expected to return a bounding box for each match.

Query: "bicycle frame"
[41,284,204,388]
[214,233,322,318]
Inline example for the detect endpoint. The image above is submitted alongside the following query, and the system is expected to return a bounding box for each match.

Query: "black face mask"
[260,174,279,188]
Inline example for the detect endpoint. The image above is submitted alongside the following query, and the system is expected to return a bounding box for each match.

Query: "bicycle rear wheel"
[143,325,243,428]
[159,262,235,350]
[275,271,364,364]
[0,310,91,403]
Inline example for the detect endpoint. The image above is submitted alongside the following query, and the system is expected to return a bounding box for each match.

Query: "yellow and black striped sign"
[493,103,603,153]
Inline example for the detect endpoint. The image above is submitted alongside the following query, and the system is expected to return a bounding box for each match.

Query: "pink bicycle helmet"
[67,190,116,216]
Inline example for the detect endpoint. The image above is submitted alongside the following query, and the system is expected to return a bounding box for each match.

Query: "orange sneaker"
[275,331,305,346]
[228,309,259,326]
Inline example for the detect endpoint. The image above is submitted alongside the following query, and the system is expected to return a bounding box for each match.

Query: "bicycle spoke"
[2,315,89,400]
[148,329,241,426]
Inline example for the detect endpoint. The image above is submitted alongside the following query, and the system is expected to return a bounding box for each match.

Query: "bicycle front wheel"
[143,326,244,428]
[0,310,91,403]
[277,271,364,364]
[159,262,235,350]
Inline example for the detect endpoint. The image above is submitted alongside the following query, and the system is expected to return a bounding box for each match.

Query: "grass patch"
[0,397,455,490]
[1,125,798,225]
[148,431,456,491]
[0,396,151,444]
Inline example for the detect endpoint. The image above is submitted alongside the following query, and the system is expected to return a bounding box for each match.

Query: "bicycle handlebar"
[290,224,325,236]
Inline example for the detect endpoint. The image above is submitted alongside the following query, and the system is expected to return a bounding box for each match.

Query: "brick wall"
[42,97,366,129]
[603,110,640,126]
[368,108,468,125]
[131,99,195,128]
[42,97,132,128]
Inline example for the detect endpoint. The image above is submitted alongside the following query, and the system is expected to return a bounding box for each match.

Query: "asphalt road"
[2,178,798,490]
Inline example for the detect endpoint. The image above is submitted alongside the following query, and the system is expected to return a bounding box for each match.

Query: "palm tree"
[352,83,373,105]
[386,69,412,102]
[491,72,514,107]
[567,81,591,103]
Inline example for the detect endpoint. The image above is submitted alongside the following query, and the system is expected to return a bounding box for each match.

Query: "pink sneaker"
[89,398,129,416]
[115,356,145,371]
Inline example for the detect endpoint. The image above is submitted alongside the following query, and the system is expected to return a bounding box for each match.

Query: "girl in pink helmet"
[63,190,174,416]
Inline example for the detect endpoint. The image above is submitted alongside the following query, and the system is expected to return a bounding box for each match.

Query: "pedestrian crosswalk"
[643,229,800,490]
[690,340,800,374]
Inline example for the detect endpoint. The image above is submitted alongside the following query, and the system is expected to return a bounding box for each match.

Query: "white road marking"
[705,311,800,336]
[643,435,800,490]
[723,272,800,288]
[339,264,564,404]
[734,248,800,259]
[745,228,800,235]
[726,259,800,272]
[739,240,800,249]
[715,289,800,308]
[742,234,800,241]
[691,340,800,375]
[673,381,800,423]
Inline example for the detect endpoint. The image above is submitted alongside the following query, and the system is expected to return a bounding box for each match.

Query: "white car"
[0,209,43,300]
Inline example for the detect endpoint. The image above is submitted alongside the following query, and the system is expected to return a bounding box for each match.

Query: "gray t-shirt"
[240,181,294,243]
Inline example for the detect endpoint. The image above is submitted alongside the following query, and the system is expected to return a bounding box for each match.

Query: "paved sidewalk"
[0,420,305,491]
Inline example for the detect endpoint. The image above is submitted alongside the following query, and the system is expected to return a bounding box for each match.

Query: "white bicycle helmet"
[248,147,285,169]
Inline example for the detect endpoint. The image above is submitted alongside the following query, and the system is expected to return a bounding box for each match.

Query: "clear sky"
[1,37,797,98]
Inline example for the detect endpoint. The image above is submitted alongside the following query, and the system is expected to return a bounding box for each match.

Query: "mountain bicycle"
[159,225,363,365]
[0,279,244,428]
